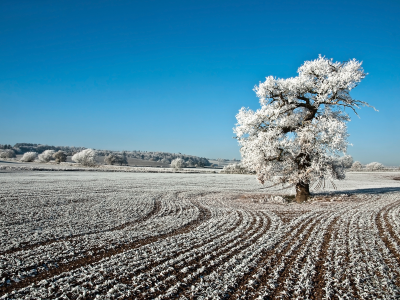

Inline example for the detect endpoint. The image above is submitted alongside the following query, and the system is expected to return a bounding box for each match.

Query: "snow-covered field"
[1,171,400,299]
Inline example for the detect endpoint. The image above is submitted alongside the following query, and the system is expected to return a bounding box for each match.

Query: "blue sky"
[0,0,399,164]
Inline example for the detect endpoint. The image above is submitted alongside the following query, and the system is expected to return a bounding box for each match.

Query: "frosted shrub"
[351,161,363,170]
[72,149,97,167]
[20,152,38,162]
[53,150,67,163]
[366,162,384,171]
[104,153,127,166]
[104,154,116,165]
[339,155,354,168]
[171,158,186,169]
[37,150,56,162]
[0,149,16,159]
[221,163,251,174]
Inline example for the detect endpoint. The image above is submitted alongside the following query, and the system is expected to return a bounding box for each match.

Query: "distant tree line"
[6,143,86,156]
[98,150,211,167]
[0,143,210,166]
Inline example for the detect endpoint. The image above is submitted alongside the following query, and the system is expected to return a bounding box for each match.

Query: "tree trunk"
[295,182,310,203]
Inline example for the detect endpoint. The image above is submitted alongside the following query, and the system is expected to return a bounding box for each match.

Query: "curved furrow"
[376,199,400,263]
[356,209,400,298]
[348,212,375,298]
[0,206,238,299]
[161,212,271,300]
[306,216,339,300]
[0,199,162,256]
[221,211,318,299]
[321,197,390,299]
[2,171,400,299]
[343,195,400,298]
[0,195,200,280]
[85,210,247,298]
[248,212,330,299]
[347,212,390,298]
[325,208,362,299]
[232,199,373,300]
[389,204,400,233]
[117,210,257,299]
[371,207,400,292]
[0,183,158,252]
[382,199,400,254]
[0,201,211,297]
[183,210,320,299]
[272,214,340,299]
[375,198,400,280]
[1,197,181,290]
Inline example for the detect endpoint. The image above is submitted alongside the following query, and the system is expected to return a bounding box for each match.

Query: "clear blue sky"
[0,0,399,164]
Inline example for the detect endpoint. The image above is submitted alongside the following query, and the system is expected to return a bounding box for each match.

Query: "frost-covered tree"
[104,154,116,165]
[333,154,353,169]
[20,152,38,162]
[221,163,251,174]
[234,56,373,202]
[72,149,97,166]
[0,149,16,158]
[351,161,363,170]
[53,150,67,163]
[365,162,384,171]
[339,155,354,168]
[37,150,56,162]
[104,153,127,166]
[171,158,186,169]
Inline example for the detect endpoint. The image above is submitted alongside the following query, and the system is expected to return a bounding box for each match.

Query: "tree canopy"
[234,55,373,202]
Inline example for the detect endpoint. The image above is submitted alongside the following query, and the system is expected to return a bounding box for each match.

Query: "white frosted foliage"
[234,55,373,190]
[71,149,97,166]
[365,162,384,171]
[171,158,186,169]
[351,161,363,170]
[37,150,56,162]
[20,152,38,162]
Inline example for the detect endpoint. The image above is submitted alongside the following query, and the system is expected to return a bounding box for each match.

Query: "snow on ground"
[1,171,400,299]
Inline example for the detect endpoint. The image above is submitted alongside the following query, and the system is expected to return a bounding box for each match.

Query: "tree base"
[295,182,310,203]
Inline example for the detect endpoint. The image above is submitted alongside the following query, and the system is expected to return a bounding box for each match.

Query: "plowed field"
[1,171,400,299]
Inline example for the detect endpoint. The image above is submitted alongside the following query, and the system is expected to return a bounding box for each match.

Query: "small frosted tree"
[37,150,56,162]
[0,149,16,159]
[104,153,118,165]
[53,150,67,163]
[351,161,363,170]
[339,155,354,168]
[234,55,374,202]
[366,162,384,171]
[72,149,97,166]
[20,152,38,162]
[104,153,126,166]
[171,158,186,169]
[221,163,250,174]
